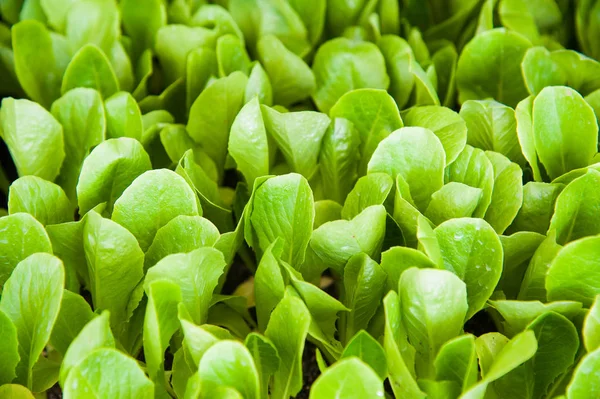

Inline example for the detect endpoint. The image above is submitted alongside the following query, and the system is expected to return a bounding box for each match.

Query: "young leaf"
[314,200,342,228]
[198,341,260,399]
[434,334,478,393]
[257,35,315,106]
[424,182,483,226]
[50,290,94,356]
[186,47,218,110]
[7,176,71,225]
[228,97,270,187]
[77,137,152,216]
[342,173,393,220]
[0,98,65,181]
[61,44,119,98]
[548,169,600,244]
[382,291,424,398]
[261,106,330,179]
[62,348,154,399]
[144,215,220,269]
[245,333,280,399]
[532,86,598,180]
[143,280,182,382]
[380,246,437,292]
[104,91,143,140]
[145,247,226,325]
[310,205,387,273]
[248,173,314,266]
[518,231,562,301]
[245,62,273,105]
[399,268,468,378]
[547,234,600,307]
[434,218,503,319]
[309,357,385,399]
[378,35,415,109]
[584,295,600,352]
[456,28,532,107]
[341,330,388,380]
[12,20,69,108]
[0,253,64,389]
[112,169,199,251]
[265,290,311,399]
[329,89,402,175]
[187,72,247,174]
[508,182,563,235]
[313,38,389,113]
[369,127,445,211]
[83,211,144,336]
[402,105,467,165]
[567,347,600,398]
[0,310,19,386]
[121,0,166,62]
[51,87,106,200]
[341,253,387,344]
[254,242,286,332]
[318,117,361,204]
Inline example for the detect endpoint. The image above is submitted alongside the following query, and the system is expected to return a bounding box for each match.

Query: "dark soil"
[464,309,497,336]
[47,384,63,399]
[297,342,322,399]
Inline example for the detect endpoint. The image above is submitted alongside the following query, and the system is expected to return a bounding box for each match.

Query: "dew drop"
[485,266,492,272]
[454,232,464,241]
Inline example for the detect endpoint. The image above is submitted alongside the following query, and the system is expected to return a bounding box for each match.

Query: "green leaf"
[228,97,270,187]
[519,231,562,301]
[61,44,119,98]
[314,200,342,228]
[186,47,218,110]
[62,348,154,399]
[402,105,467,165]
[548,170,600,244]
[0,98,65,181]
[342,173,393,220]
[567,347,600,398]
[584,295,600,352]
[187,72,247,175]
[508,182,563,235]
[254,242,286,332]
[547,234,600,307]
[532,86,598,180]
[51,87,106,200]
[245,62,273,105]
[521,47,567,96]
[457,28,532,108]
[445,145,494,218]
[217,34,251,77]
[312,38,389,113]
[382,291,424,398]
[0,212,52,290]
[83,211,144,336]
[424,182,483,226]
[0,310,19,386]
[12,20,70,108]
[380,246,437,292]
[318,117,361,204]
[265,290,311,399]
[483,151,523,234]
[262,106,330,179]
[112,169,199,251]
[8,176,71,225]
[310,205,386,273]
[399,268,468,378]
[145,215,220,269]
[104,91,143,140]
[434,334,478,392]
[155,24,216,85]
[121,0,166,62]
[257,35,315,106]
[0,253,64,389]
[59,311,114,386]
[515,95,543,181]
[146,247,226,325]
[0,384,35,398]
[497,231,545,299]
[341,330,387,380]
[368,127,445,211]
[341,253,387,344]
[329,89,402,175]
[245,333,280,399]
[143,279,182,384]
[434,218,503,319]
[248,173,314,266]
[309,357,385,399]
[198,340,260,399]
[460,99,526,166]
[50,290,94,356]
[378,35,415,109]
[64,0,119,54]
[77,137,152,216]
